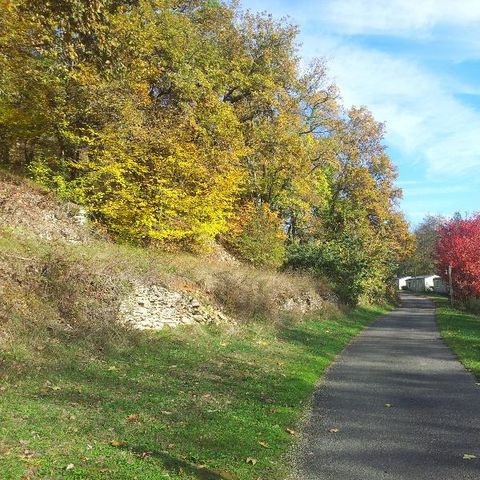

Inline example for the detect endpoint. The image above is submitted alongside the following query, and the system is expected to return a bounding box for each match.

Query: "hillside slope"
[0,175,387,480]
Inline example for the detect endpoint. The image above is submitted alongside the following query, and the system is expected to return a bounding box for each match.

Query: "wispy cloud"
[321,0,480,36]
[305,37,480,178]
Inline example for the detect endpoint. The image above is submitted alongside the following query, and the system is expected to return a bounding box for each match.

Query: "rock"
[119,283,234,331]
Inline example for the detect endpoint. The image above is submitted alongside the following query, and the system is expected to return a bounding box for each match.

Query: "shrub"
[285,239,378,306]
[223,202,286,269]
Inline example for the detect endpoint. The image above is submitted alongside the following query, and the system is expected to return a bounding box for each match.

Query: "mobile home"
[397,276,412,290]
[405,275,439,292]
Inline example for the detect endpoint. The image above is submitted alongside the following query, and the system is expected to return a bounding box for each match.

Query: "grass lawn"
[428,294,480,380]
[0,306,387,479]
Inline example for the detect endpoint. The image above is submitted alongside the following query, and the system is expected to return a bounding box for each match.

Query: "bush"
[223,202,286,269]
[285,239,378,306]
[286,242,355,305]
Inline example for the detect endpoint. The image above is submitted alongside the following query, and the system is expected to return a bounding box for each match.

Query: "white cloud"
[302,36,480,178]
[321,0,480,36]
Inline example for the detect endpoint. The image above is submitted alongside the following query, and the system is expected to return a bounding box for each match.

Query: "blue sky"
[240,0,480,225]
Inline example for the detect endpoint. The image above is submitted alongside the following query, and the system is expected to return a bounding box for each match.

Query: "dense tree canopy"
[436,214,480,301]
[0,0,412,303]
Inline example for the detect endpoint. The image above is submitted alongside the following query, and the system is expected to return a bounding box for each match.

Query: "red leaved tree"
[436,214,480,300]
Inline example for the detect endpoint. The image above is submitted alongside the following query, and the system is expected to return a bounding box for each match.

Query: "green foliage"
[284,107,414,304]
[27,155,76,200]
[286,240,370,305]
[224,202,286,268]
[400,214,446,276]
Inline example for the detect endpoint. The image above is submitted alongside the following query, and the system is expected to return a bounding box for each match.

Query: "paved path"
[296,294,480,479]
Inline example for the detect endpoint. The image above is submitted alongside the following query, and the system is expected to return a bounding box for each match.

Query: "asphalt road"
[295,294,480,479]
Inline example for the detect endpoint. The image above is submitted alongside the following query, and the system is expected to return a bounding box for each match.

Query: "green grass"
[428,294,480,379]
[0,306,386,479]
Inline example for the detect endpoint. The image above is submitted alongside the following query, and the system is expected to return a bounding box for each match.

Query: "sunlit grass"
[429,294,480,380]
[0,306,386,479]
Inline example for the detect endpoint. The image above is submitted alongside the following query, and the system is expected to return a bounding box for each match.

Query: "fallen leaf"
[245,457,258,465]
[22,450,35,459]
[286,428,296,436]
[65,463,74,471]
[126,414,139,423]
[110,440,123,447]
[463,454,477,460]
[328,428,339,433]
[258,441,269,448]
[212,469,237,480]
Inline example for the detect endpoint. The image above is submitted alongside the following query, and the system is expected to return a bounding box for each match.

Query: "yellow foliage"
[0,0,413,300]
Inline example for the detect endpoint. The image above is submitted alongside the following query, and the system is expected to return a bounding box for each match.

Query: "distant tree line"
[399,214,446,276]
[0,0,413,304]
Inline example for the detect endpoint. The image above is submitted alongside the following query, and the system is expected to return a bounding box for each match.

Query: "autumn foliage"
[0,0,413,303]
[436,214,480,301]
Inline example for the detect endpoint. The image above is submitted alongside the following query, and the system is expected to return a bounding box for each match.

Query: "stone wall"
[119,284,232,330]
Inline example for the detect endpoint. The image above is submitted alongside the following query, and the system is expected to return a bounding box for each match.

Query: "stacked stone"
[119,284,231,330]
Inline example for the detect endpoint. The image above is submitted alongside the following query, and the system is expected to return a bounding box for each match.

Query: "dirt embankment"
[0,173,336,341]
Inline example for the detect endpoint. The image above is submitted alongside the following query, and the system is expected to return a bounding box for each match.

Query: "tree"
[436,214,480,301]
[399,214,446,276]
[285,106,413,304]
